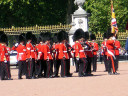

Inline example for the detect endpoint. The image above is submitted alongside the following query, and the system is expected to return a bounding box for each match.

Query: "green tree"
[84,0,128,33]
[0,0,69,27]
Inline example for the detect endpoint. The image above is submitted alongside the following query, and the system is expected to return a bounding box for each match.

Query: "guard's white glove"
[84,45,88,50]
[112,36,116,40]
[76,57,79,60]
[4,61,7,63]
[15,43,19,47]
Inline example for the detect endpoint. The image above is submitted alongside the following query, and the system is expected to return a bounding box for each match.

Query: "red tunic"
[84,41,93,57]
[106,39,115,56]
[58,43,69,59]
[12,46,16,51]
[72,41,86,58]
[43,44,53,60]
[72,41,80,58]
[6,47,11,61]
[91,41,99,55]
[26,42,35,59]
[15,44,26,61]
[114,40,120,55]
[0,44,7,62]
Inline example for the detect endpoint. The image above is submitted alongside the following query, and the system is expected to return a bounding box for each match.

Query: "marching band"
[0,28,120,80]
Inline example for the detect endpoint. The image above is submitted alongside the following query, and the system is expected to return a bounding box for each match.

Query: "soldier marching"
[0,28,120,80]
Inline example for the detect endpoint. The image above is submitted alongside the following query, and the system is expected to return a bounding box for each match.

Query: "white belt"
[31,50,34,52]
[23,49,26,51]
[47,52,50,53]
[19,53,23,55]
[63,51,67,53]
[27,47,30,50]
[79,50,84,52]
[38,52,42,54]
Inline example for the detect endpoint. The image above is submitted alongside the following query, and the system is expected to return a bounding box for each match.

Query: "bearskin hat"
[108,33,114,39]
[103,33,107,39]
[32,34,37,45]
[38,32,44,43]
[65,31,69,41]
[73,29,85,41]
[0,33,8,43]
[90,34,96,40]
[84,31,89,41]
[0,31,4,36]
[57,30,67,42]
[107,27,115,39]
[53,35,58,43]
[19,33,26,43]
[43,32,51,42]
[116,35,118,39]
[26,32,32,41]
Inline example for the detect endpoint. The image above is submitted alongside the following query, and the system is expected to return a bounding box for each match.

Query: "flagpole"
[111,0,113,34]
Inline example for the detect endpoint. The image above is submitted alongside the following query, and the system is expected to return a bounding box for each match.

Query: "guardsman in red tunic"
[72,43,79,73]
[32,34,38,77]
[73,29,87,77]
[43,32,53,78]
[106,33,119,75]
[84,32,93,75]
[0,32,12,80]
[36,33,45,78]
[101,33,108,72]
[57,31,69,77]
[90,34,99,72]
[52,34,60,77]
[26,32,36,79]
[13,33,28,79]
[114,35,121,71]
[5,43,12,79]
[65,40,73,77]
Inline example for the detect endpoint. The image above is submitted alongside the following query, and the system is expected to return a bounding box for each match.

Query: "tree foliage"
[0,0,68,27]
[84,0,128,33]
[0,0,128,34]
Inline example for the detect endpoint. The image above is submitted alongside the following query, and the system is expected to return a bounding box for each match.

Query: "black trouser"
[92,55,97,71]
[0,62,9,80]
[46,60,53,78]
[103,55,108,71]
[50,60,53,75]
[86,56,92,74]
[42,60,47,77]
[66,59,71,75]
[115,55,119,71]
[74,57,79,72]
[28,58,36,78]
[18,61,28,78]
[53,59,57,75]
[54,60,61,76]
[107,56,116,73]
[6,61,11,78]
[60,59,67,77]
[79,58,87,76]
[38,59,43,76]
[35,60,39,75]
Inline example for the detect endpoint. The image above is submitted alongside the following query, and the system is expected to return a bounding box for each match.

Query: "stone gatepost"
[69,0,90,65]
